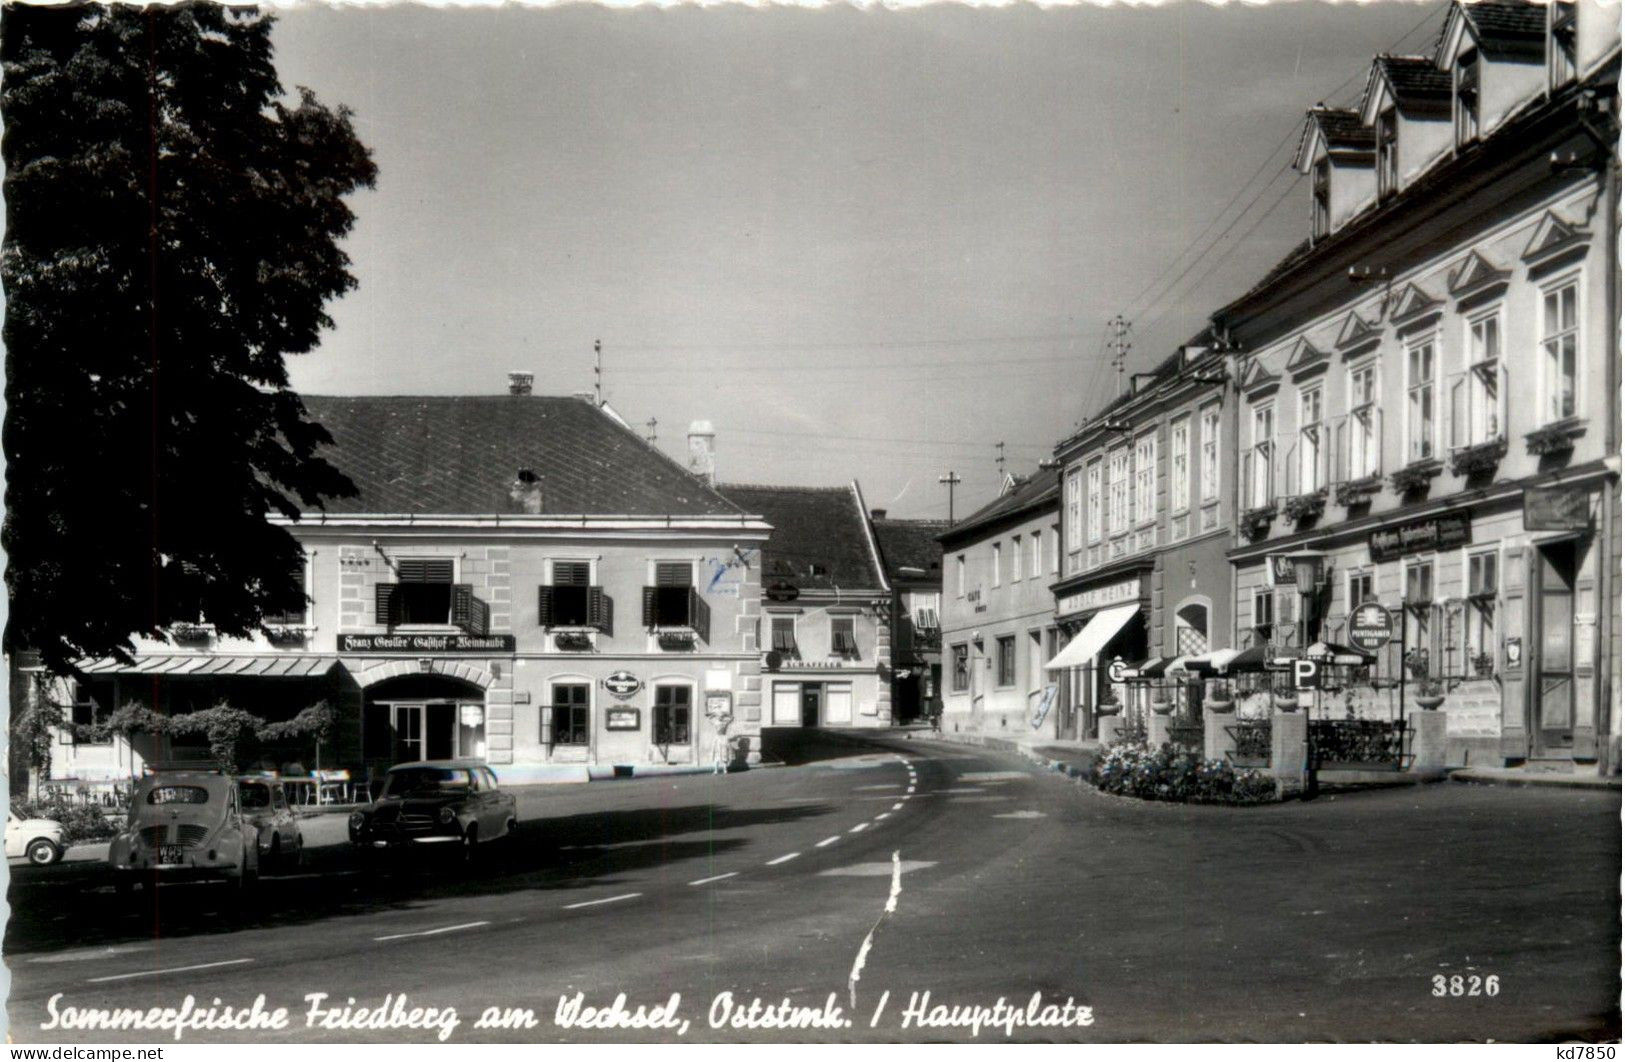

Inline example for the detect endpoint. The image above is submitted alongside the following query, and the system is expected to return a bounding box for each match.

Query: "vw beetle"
[110,771,259,895]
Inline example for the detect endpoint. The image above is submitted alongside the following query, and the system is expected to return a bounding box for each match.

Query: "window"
[991,543,1002,588]
[951,644,969,692]
[1028,630,1045,692]
[1405,561,1434,608]
[1247,404,1274,509]
[1251,587,1275,644]
[1406,561,1435,666]
[263,555,309,626]
[1065,468,1083,552]
[539,560,611,632]
[1312,158,1331,240]
[1200,405,1220,502]
[770,615,799,658]
[956,555,966,597]
[643,561,708,638]
[831,616,858,659]
[1541,279,1579,423]
[1108,449,1130,534]
[1550,0,1577,90]
[1347,571,1375,610]
[1010,536,1022,582]
[71,680,111,742]
[1468,551,1498,598]
[1030,531,1042,578]
[1348,362,1380,479]
[653,685,692,745]
[1133,432,1156,526]
[1169,416,1190,513]
[1298,387,1324,492]
[1377,107,1399,199]
[1085,460,1103,543]
[549,683,589,747]
[376,558,488,633]
[1051,525,1060,574]
[1455,47,1480,146]
[1464,311,1504,445]
[1406,336,1437,462]
[996,635,1016,687]
[1466,551,1498,673]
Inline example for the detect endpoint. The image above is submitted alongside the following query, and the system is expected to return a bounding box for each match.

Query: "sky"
[270,1,1445,519]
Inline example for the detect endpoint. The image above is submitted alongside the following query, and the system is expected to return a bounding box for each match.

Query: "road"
[5,731,1620,1043]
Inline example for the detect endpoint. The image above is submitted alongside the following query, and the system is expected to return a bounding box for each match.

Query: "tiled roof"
[1312,108,1376,150]
[1376,55,1453,112]
[301,395,745,517]
[717,483,885,591]
[873,518,948,583]
[940,472,1058,546]
[1460,0,1548,46]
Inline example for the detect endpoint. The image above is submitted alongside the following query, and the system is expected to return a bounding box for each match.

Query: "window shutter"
[689,588,710,643]
[642,586,658,629]
[553,562,589,587]
[375,583,398,628]
[537,586,554,628]
[398,558,454,583]
[656,562,691,587]
[452,585,489,635]
[588,587,613,635]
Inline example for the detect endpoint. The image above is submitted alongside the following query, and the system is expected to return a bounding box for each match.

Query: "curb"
[1450,768,1622,791]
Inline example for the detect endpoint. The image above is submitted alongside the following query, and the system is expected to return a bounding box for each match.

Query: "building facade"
[1214,0,1620,768]
[1048,346,1242,735]
[719,482,894,728]
[46,390,775,788]
[939,475,1065,738]
[872,514,949,725]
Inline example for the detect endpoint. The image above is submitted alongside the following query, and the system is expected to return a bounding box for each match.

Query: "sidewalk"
[1452,764,1622,791]
[923,727,1103,777]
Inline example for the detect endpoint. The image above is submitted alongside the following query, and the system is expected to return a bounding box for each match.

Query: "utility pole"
[995,441,1006,479]
[593,338,603,407]
[1107,315,1132,398]
[645,417,658,444]
[938,470,962,525]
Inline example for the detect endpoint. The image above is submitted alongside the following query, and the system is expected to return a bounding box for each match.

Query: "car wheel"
[26,838,61,866]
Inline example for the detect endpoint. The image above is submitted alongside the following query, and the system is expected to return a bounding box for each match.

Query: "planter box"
[1280,490,1327,523]
[1450,438,1507,477]
[1389,459,1443,496]
[1525,418,1586,456]
[1334,475,1383,507]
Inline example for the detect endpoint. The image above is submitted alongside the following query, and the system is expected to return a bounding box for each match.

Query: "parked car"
[349,760,517,860]
[109,771,259,895]
[5,811,65,865]
[237,777,303,871]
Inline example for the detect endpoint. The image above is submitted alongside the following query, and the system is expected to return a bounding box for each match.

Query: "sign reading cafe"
[1368,513,1471,563]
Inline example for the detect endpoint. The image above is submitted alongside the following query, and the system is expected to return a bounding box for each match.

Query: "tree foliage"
[2,3,375,672]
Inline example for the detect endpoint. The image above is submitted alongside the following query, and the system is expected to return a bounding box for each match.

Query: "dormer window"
[1454,48,1480,146]
[1376,108,1399,199]
[1549,0,1577,90]
[1311,158,1331,240]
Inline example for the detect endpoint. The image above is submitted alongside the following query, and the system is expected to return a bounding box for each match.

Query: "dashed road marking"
[374,920,491,942]
[891,803,904,811]
[88,958,253,984]
[993,810,1048,819]
[906,786,915,794]
[850,822,869,833]
[688,872,738,886]
[563,893,642,910]
[766,853,801,866]
[853,784,901,791]
[816,836,841,848]
[876,813,891,820]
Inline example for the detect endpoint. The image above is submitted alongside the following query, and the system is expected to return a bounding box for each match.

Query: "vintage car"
[236,777,303,870]
[349,760,517,859]
[109,771,259,894]
[5,811,65,865]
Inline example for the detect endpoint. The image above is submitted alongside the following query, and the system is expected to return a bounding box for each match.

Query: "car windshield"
[238,783,271,809]
[147,785,211,805]
[382,767,473,797]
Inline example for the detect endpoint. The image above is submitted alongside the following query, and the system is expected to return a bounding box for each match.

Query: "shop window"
[951,644,969,692]
[996,635,1016,687]
[376,558,490,634]
[653,685,692,745]
[1175,603,1209,657]
[1541,279,1579,424]
[550,684,589,747]
[770,615,800,659]
[831,616,858,659]
[643,562,709,640]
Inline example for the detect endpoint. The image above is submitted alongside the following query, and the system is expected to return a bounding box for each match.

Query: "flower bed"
[1086,742,1277,806]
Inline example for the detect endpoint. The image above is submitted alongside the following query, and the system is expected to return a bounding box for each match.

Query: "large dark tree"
[2,3,374,672]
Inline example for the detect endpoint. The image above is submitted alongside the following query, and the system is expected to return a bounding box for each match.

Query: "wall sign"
[1523,486,1591,532]
[605,707,641,731]
[459,705,485,728]
[1348,603,1396,652]
[339,633,515,653]
[1056,578,1141,618]
[603,671,642,699]
[1031,684,1058,731]
[1368,513,1471,563]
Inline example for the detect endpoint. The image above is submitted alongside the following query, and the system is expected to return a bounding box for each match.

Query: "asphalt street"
[5,732,1619,1043]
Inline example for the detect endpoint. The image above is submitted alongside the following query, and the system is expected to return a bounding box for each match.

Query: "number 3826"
[1433,974,1500,997]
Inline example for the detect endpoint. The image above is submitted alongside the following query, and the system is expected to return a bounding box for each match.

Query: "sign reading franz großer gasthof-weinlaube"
[337,633,516,653]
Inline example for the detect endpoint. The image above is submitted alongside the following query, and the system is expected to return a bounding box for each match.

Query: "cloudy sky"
[272,1,1443,519]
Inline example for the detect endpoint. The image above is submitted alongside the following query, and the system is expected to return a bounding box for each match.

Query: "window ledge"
[1525,418,1586,456]
[1334,475,1383,507]
[1449,437,1508,476]
[1389,459,1444,495]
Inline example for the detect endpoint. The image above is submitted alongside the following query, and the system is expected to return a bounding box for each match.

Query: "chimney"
[507,371,533,396]
[509,468,542,514]
[870,508,887,520]
[687,420,716,487]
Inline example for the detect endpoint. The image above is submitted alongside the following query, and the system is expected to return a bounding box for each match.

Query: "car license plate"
[158,845,185,865]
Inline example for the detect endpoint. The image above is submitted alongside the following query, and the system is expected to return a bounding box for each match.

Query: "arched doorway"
[362,674,489,768]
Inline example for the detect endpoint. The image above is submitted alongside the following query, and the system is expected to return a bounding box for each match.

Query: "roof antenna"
[1107,315,1133,398]
[593,339,603,407]
[645,416,658,444]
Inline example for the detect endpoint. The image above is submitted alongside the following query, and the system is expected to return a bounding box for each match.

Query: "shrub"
[11,800,119,844]
[1086,741,1277,806]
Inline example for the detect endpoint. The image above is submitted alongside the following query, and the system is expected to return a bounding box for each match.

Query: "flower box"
[1280,489,1327,523]
[170,624,212,646]
[1389,459,1442,496]
[554,631,593,652]
[1525,418,1586,456]
[657,630,697,650]
[1414,694,1446,710]
[1450,438,1508,477]
[265,626,307,647]
[1334,475,1383,507]
[1240,504,1276,540]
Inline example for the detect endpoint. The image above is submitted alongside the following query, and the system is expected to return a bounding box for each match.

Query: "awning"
[1304,641,1375,666]
[78,655,342,678]
[1122,656,1173,681]
[1044,603,1140,670]
[1222,645,1273,674]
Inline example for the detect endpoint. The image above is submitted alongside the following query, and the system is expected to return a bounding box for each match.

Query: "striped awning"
[78,655,341,678]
